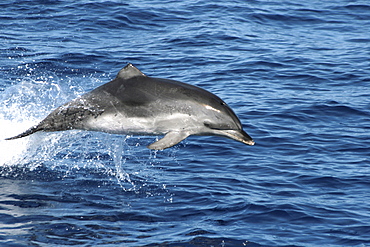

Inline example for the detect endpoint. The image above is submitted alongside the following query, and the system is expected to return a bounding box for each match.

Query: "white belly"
[84,112,199,136]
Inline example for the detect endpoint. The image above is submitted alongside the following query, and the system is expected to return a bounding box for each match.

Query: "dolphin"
[6,63,254,150]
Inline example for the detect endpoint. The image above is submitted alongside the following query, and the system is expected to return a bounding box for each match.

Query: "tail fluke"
[5,126,42,140]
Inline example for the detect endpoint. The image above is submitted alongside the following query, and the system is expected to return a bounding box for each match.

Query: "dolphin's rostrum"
[6,64,255,150]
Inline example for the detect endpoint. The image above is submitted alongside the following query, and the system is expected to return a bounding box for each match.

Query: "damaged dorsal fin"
[116,63,146,80]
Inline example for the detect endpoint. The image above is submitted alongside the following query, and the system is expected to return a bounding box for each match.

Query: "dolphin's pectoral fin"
[148,131,190,150]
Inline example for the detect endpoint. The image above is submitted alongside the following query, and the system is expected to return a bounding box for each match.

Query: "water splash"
[0,73,174,198]
[0,77,65,167]
[0,119,39,166]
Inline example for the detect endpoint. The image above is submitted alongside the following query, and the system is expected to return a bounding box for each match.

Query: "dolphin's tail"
[5,125,42,140]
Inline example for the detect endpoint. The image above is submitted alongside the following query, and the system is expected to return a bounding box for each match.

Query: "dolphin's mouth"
[220,129,255,146]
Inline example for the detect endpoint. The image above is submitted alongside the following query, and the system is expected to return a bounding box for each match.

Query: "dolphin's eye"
[204,121,223,130]
[220,101,226,106]
[203,122,213,129]
[203,120,215,129]
[204,121,229,130]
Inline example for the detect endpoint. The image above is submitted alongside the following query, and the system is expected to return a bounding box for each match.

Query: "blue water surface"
[1,0,370,246]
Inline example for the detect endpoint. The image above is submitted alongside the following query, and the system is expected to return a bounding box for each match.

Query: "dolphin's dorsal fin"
[116,63,146,80]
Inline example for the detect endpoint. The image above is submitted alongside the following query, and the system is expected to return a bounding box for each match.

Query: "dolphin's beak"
[221,129,255,146]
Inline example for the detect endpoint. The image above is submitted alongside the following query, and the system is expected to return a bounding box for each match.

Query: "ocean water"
[1,0,370,246]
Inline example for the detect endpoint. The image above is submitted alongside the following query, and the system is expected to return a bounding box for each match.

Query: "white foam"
[0,78,64,167]
[0,119,37,166]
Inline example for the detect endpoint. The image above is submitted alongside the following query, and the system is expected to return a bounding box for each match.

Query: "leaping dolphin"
[6,64,255,150]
